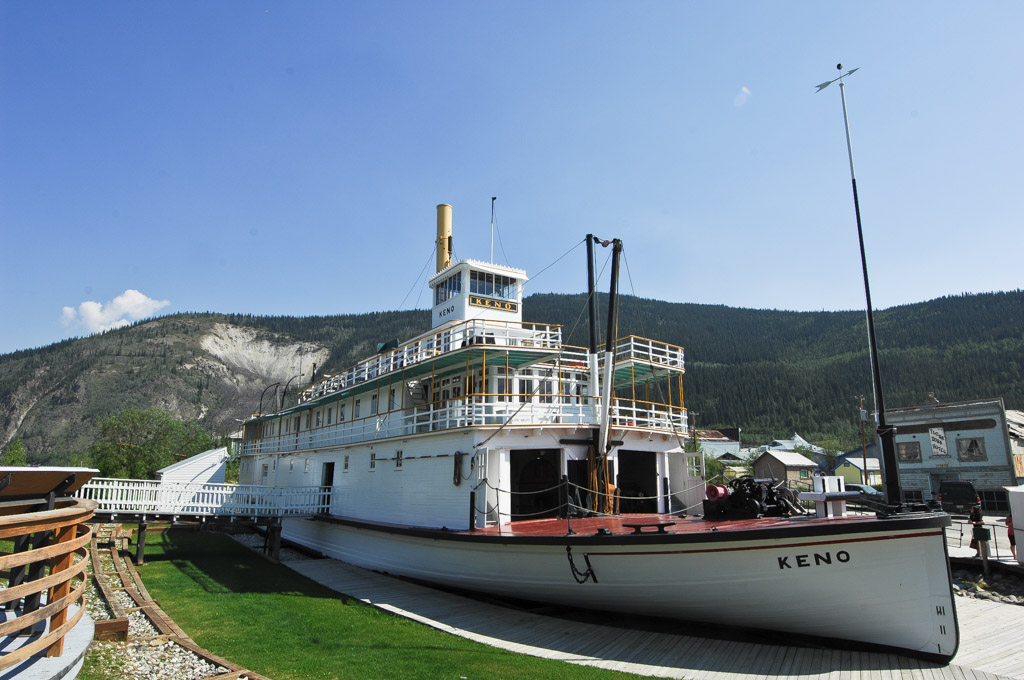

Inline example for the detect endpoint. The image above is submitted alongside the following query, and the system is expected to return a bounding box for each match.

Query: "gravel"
[89,639,229,680]
[952,569,1024,606]
[229,530,316,561]
[82,525,242,679]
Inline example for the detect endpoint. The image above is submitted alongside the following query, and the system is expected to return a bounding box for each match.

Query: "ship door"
[510,449,561,521]
[321,462,335,514]
[617,450,658,513]
[567,458,616,513]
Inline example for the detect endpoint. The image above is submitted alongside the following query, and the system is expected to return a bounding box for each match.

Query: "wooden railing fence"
[0,496,96,670]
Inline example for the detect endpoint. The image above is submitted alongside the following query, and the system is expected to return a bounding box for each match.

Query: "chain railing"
[474,476,702,524]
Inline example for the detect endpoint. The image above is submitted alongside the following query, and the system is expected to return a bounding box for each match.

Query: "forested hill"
[1,290,1021,463]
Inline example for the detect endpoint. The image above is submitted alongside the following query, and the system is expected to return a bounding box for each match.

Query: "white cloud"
[61,289,170,333]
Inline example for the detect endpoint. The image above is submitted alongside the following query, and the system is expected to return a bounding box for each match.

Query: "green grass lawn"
[121,529,645,680]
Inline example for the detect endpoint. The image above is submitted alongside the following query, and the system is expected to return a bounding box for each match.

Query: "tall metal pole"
[819,64,901,506]
[490,197,496,263]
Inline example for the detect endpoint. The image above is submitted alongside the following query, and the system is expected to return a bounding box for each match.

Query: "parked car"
[937,480,980,515]
[846,483,884,498]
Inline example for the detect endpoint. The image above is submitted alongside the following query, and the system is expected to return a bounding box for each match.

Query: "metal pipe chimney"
[436,204,453,273]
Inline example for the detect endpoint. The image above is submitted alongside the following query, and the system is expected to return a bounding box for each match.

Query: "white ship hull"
[283,512,959,660]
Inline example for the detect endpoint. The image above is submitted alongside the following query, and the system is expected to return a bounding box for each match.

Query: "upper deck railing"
[615,335,685,370]
[297,319,562,404]
[75,479,329,518]
[237,395,687,456]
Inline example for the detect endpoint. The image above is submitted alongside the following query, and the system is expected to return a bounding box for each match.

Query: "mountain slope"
[2,290,1021,463]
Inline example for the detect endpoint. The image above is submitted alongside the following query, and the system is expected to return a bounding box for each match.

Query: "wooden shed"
[752,450,818,487]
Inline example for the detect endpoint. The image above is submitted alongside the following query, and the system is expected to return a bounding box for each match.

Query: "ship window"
[355,399,361,418]
[343,455,349,471]
[370,453,376,469]
[305,459,310,472]
[470,271,517,300]
[519,378,533,402]
[687,455,702,477]
[389,389,397,410]
[539,379,554,404]
[316,411,322,427]
[371,394,378,415]
[395,450,403,469]
[306,411,312,428]
[339,403,346,422]
[434,271,462,305]
[289,459,294,471]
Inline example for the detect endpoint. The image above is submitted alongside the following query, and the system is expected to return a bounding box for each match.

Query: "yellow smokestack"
[436,203,453,273]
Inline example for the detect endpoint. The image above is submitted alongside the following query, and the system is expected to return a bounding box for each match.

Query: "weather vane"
[815,63,859,92]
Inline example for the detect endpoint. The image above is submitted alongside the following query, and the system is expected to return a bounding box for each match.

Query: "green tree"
[703,453,725,482]
[87,408,217,479]
[0,439,28,466]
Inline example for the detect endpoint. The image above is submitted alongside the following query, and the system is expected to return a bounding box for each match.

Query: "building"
[838,441,879,464]
[759,433,824,455]
[696,429,740,458]
[833,457,881,486]
[156,447,231,485]
[752,450,818,487]
[886,398,1024,511]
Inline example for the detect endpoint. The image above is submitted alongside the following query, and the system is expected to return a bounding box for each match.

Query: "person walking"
[1006,514,1016,561]
[968,505,984,557]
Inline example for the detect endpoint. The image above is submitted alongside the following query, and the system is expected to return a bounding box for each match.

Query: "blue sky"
[2,2,1021,355]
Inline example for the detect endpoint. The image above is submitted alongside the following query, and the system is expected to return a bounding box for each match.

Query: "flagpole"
[818,64,901,508]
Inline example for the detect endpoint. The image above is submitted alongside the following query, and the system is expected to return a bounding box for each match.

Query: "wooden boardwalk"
[287,558,1024,680]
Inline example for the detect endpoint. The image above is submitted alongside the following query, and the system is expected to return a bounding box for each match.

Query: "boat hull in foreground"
[284,512,959,661]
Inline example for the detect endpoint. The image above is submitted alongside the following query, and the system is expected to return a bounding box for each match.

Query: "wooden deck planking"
[287,558,1024,680]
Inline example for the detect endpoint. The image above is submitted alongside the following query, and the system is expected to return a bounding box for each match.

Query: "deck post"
[469,491,476,531]
[136,522,148,566]
[267,519,282,561]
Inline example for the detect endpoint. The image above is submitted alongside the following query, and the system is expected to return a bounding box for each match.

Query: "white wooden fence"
[75,478,329,518]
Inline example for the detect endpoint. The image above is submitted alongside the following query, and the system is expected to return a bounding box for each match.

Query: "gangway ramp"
[74,478,328,562]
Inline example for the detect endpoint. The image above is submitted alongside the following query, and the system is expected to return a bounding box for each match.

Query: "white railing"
[298,320,562,404]
[615,335,685,370]
[237,396,687,456]
[75,478,329,517]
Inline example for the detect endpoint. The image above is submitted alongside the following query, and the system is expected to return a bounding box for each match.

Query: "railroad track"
[89,523,272,680]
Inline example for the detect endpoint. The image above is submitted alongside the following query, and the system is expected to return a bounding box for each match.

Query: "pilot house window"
[434,272,462,305]
[470,271,517,300]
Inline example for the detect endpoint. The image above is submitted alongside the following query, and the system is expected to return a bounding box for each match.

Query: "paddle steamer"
[237,204,958,661]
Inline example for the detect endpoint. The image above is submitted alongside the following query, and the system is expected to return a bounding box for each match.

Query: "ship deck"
[315,509,949,545]
[466,511,921,538]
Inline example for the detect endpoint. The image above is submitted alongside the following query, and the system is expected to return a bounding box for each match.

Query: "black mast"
[818,64,901,506]
[586,235,599,355]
